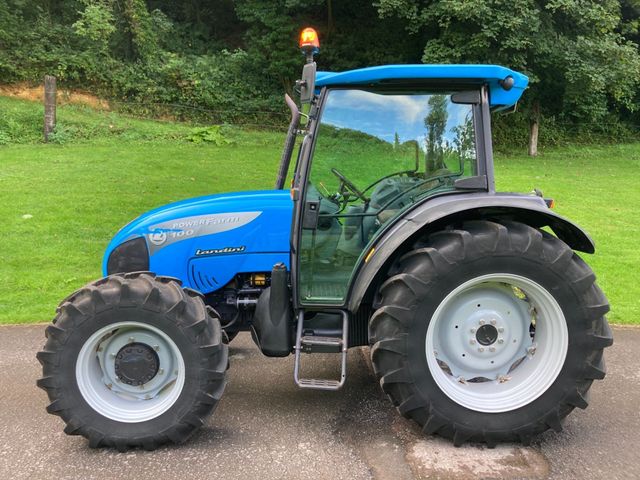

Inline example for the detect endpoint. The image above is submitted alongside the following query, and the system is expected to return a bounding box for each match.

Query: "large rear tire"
[37,272,228,451]
[369,220,612,446]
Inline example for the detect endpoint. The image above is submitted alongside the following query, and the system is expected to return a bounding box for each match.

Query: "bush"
[185,125,233,145]
[47,124,80,144]
[492,110,640,152]
[0,130,10,145]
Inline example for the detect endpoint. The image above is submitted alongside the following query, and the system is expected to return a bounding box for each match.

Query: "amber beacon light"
[299,27,320,61]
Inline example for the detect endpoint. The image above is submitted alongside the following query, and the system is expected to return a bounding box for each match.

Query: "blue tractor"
[38,28,612,451]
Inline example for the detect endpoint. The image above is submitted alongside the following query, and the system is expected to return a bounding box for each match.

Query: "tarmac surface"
[0,324,638,480]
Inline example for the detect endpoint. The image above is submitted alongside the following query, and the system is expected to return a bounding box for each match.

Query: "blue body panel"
[315,64,528,108]
[102,190,293,293]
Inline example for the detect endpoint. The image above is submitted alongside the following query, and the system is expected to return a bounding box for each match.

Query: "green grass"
[0,96,637,324]
[494,144,640,325]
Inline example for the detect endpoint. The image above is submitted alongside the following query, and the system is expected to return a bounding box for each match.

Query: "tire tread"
[369,220,612,446]
[37,272,228,451]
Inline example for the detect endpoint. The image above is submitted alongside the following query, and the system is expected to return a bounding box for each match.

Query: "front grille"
[106,237,149,275]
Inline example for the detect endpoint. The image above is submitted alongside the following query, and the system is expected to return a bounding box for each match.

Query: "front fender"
[347,192,595,312]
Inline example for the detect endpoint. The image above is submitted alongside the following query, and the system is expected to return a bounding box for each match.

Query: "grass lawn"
[0,97,638,324]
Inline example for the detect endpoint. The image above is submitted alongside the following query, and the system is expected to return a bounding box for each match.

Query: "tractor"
[38,28,612,451]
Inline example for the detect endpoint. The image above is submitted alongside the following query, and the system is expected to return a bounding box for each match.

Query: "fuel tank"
[102,190,293,293]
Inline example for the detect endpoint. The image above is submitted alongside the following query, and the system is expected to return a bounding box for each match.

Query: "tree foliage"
[424,95,448,172]
[0,0,638,143]
[376,0,640,127]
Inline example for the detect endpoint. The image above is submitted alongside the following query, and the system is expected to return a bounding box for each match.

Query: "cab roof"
[315,64,528,109]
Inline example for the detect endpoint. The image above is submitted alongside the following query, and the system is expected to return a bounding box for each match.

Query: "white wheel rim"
[425,273,568,413]
[76,322,186,423]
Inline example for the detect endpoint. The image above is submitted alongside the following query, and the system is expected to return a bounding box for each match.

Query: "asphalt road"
[0,324,638,480]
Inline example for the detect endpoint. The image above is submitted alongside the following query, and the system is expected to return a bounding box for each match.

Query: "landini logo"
[195,246,246,257]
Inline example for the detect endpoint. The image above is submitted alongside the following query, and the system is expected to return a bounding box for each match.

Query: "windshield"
[297,88,478,304]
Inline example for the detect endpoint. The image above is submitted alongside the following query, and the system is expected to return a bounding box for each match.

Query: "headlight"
[106,237,149,275]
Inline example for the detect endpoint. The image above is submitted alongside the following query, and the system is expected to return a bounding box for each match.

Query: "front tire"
[37,272,228,451]
[370,220,612,446]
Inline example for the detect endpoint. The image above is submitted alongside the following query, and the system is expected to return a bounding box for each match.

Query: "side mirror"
[451,90,481,105]
[299,62,316,104]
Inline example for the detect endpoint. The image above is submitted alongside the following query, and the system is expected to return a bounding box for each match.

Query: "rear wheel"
[37,272,228,451]
[369,220,612,446]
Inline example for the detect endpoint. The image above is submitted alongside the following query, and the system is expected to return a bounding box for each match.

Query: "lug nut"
[128,337,135,343]
[109,353,116,358]
[470,328,476,334]
[479,319,486,325]
[498,327,504,333]
[498,338,504,344]
[478,347,485,352]
[470,339,476,345]
[489,347,496,352]
[158,368,164,375]
[490,319,497,325]
[154,345,160,351]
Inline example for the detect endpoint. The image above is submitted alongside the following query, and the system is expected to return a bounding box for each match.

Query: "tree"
[376,0,640,154]
[424,94,448,172]
[73,2,116,54]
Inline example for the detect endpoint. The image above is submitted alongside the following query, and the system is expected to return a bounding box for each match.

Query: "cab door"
[293,87,480,307]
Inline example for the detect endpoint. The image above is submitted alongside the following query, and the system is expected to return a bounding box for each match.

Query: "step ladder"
[293,310,348,390]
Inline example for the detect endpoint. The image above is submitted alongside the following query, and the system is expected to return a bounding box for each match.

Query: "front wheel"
[37,272,228,451]
[370,220,612,446]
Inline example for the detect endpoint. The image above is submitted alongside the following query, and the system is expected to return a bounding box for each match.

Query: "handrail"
[275,94,301,189]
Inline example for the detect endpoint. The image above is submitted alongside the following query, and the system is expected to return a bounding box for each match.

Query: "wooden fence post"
[44,75,56,142]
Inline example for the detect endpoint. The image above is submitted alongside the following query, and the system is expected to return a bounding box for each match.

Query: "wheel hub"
[475,324,498,346]
[433,288,529,381]
[114,342,160,386]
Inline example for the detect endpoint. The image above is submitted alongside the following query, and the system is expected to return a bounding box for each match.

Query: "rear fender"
[347,192,595,312]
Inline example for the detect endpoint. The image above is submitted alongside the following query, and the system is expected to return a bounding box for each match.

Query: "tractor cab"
[280,29,528,311]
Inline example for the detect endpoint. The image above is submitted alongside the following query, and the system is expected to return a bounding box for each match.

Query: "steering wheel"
[331,168,368,202]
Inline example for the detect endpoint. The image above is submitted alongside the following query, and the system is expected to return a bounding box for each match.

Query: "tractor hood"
[103,190,293,291]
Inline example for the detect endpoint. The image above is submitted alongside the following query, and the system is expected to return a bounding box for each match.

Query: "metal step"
[294,310,348,390]
[300,335,342,353]
[297,378,342,389]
